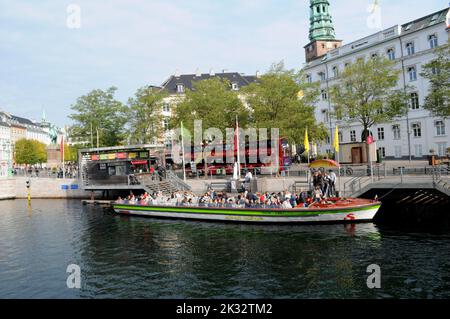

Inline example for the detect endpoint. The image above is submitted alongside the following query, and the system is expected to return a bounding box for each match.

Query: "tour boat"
[112,198,381,224]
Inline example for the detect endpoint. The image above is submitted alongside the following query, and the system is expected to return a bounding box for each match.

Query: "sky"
[0,0,447,127]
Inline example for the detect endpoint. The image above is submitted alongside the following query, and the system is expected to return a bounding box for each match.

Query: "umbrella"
[308,159,341,169]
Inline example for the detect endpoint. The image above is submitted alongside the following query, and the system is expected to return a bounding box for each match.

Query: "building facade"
[0,111,12,177]
[158,70,259,146]
[303,1,450,160]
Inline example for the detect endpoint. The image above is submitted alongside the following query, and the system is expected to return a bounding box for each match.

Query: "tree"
[243,62,327,144]
[69,87,129,147]
[128,86,167,144]
[172,78,249,134]
[330,57,409,148]
[14,139,47,165]
[420,44,450,118]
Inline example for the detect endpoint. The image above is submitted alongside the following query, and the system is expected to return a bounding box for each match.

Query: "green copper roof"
[309,0,336,41]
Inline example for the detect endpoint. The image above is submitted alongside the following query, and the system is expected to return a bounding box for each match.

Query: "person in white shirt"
[328,170,337,196]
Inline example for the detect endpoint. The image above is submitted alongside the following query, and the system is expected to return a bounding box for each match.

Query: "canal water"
[1,199,450,299]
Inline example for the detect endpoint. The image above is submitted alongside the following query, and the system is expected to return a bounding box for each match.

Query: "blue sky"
[0,0,447,127]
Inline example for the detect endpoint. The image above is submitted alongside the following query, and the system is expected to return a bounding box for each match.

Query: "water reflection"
[0,200,449,299]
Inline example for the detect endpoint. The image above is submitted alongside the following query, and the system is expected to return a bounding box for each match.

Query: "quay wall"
[0,179,16,200]
[0,178,94,200]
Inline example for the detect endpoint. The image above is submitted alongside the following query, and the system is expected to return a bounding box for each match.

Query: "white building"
[0,111,12,177]
[303,1,449,161]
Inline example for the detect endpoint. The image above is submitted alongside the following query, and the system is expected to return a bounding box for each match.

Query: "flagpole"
[181,122,187,182]
[236,115,241,180]
[334,125,341,197]
[62,136,65,180]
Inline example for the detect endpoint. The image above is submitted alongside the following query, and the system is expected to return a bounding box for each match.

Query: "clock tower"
[304,0,342,62]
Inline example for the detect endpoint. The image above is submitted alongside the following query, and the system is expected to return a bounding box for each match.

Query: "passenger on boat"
[314,187,323,203]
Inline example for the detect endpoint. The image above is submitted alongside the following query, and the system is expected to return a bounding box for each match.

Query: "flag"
[304,129,310,154]
[333,125,340,153]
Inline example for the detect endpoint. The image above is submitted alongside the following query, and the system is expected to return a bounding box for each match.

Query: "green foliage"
[69,87,129,147]
[14,139,47,165]
[63,144,79,162]
[172,78,249,135]
[243,62,327,144]
[420,44,450,118]
[330,57,409,135]
[128,86,167,144]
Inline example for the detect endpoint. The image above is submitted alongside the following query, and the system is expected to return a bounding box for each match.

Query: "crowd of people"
[311,169,337,200]
[12,164,78,178]
[118,186,338,210]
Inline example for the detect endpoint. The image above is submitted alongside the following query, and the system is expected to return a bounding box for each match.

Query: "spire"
[42,109,46,122]
[309,0,336,41]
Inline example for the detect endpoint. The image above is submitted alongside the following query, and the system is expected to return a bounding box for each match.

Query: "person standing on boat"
[328,170,337,197]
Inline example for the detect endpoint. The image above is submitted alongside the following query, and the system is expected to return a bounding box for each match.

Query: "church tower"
[304,0,342,63]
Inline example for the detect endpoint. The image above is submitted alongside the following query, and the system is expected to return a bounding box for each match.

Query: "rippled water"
[1,199,450,299]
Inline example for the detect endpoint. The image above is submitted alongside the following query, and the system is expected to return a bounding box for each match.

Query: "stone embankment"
[0,177,92,200]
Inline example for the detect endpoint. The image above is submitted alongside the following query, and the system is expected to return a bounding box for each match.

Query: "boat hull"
[113,203,381,224]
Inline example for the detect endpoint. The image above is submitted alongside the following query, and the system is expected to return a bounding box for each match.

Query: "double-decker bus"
[171,137,292,176]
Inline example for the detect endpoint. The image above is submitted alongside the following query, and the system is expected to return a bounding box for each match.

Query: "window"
[428,34,438,49]
[371,52,378,59]
[339,132,343,143]
[306,74,312,83]
[392,125,401,140]
[408,67,417,81]
[410,92,420,109]
[319,72,326,81]
[163,103,171,113]
[344,62,351,68]
[387,48,396,60]
[332,66,339,78]
[378,147,386,158]
[394,146,402,158]
[432,67,440,75]
[231,83,239,91]
[350,130,357,142]
[321,90,328,100]
[406,42,415,56]
[414,144,423,157]
[377,127,385,140]
[176,84,185,93]
[325,136,331,144]
[412,123,422,138]
[322,109,329,122]
[437,143,447,157]
[163,118,170,131]
[435,120,446,136]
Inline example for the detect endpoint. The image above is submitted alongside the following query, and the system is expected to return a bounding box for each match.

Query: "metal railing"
[343,165,450,197]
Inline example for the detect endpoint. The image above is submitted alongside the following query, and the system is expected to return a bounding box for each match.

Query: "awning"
[131,160,148,165]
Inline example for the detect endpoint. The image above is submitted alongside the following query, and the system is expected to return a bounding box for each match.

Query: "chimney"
[222,69,228,74]
[195,68,201,77]
[209,68,215,76]
[175,69,180,77]
[256,70,261,79]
